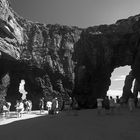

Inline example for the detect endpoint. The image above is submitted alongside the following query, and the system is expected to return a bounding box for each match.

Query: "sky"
[9,0,139,97]
[10,0,140,28]
[107,66,131,98]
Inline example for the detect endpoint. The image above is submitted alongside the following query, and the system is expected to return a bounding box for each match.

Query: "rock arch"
[73,17,140,108]
[1,0,140,109]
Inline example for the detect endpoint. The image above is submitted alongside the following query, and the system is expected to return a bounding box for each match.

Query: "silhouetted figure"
[97,98,103,115]
[2,102,11,117]
[109,96,115,114]
[134,97,138,108]
[128,95,135,112]
[115,96,121,112]
[46,101,52,114]
[60,97,65,111]
[51,97,59,114]
[24,99,32,113]
[103,96,110,114]
[116,96,120,104]
[69,97,73,110]
[15,100,24,117]
[39,97,44,114]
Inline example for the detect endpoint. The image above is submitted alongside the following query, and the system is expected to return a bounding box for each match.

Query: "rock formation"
[121,71,134,102]
[133,79,140,100]
[73,16,140,108]
[1,0,140,109]
[0,0,82,109]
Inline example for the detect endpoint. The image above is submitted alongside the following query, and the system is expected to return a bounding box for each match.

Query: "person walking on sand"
[16,100,24,117]
[103,96,110,115]
[97,98,103,115]
[128,95,135,112]
[109,96,115,114]
[46,100,52,114]
[2,102,11,117]
[52,97,59,114]
[24,99,32,113]
[115,96,121,113]
[39,97,44,114]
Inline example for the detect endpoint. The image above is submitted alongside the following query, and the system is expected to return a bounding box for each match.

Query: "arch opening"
[106,66,140,102]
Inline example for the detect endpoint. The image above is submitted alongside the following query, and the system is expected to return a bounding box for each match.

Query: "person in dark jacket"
[103,96,110,114]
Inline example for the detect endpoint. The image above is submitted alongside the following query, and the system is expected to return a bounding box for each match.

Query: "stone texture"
[0,73,10,111]
[1,0,140,109]
[121,71,134,102]
[0,0,82,109]
[73,15,140,108]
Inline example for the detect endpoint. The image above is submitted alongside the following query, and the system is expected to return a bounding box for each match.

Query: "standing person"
[25,99,32,113]
[69,97,73,110]
[2,101,11,117]
[16,100,24,118]
[39,97,44,114]
[116,96,120,104]
[46,100,52,114]
[109,96,115,114]
[97,98,103,115]
[103,96,110,115]
[128,95,135,112]
[134,97,138,108]
[60,97,65,111]
[52,97,59,114]
[116,96,121,112]
[23,99,28,112]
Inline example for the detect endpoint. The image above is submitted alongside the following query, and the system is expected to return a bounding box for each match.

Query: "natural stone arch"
[1,0,140,109]
[73,17,140,108]
[107,66,131,99]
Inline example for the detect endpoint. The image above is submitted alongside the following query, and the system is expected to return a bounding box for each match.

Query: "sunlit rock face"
[1,0,140,109]
[0,0,23,59]
[0,0,82,109]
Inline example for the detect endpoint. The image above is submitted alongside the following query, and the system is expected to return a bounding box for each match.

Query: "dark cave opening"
[0,53,44,110]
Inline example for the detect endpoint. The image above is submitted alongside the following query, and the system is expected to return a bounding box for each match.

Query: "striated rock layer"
[0,0,140,109]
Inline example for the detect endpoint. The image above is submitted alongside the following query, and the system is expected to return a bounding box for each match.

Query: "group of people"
[39,97,59,115]
[15,99,32,117]
[1,96,78,118]
[96,95,138,115]
[39,96,79,115]
[2,99,32,118]
[2,101,11,117]
[1,95,139,118]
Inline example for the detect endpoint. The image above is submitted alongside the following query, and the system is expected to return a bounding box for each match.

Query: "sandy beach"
[0,108,140,140]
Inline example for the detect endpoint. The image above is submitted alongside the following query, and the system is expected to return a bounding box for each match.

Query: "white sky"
[107,66,131,98]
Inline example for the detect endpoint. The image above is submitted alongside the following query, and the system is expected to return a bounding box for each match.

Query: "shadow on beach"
[0,109,140,140]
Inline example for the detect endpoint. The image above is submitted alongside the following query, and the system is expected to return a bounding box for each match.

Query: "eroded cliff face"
[17,21,82,109]
[1,0,140,109]
[73,15,140,108]
[0,0,82,109]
